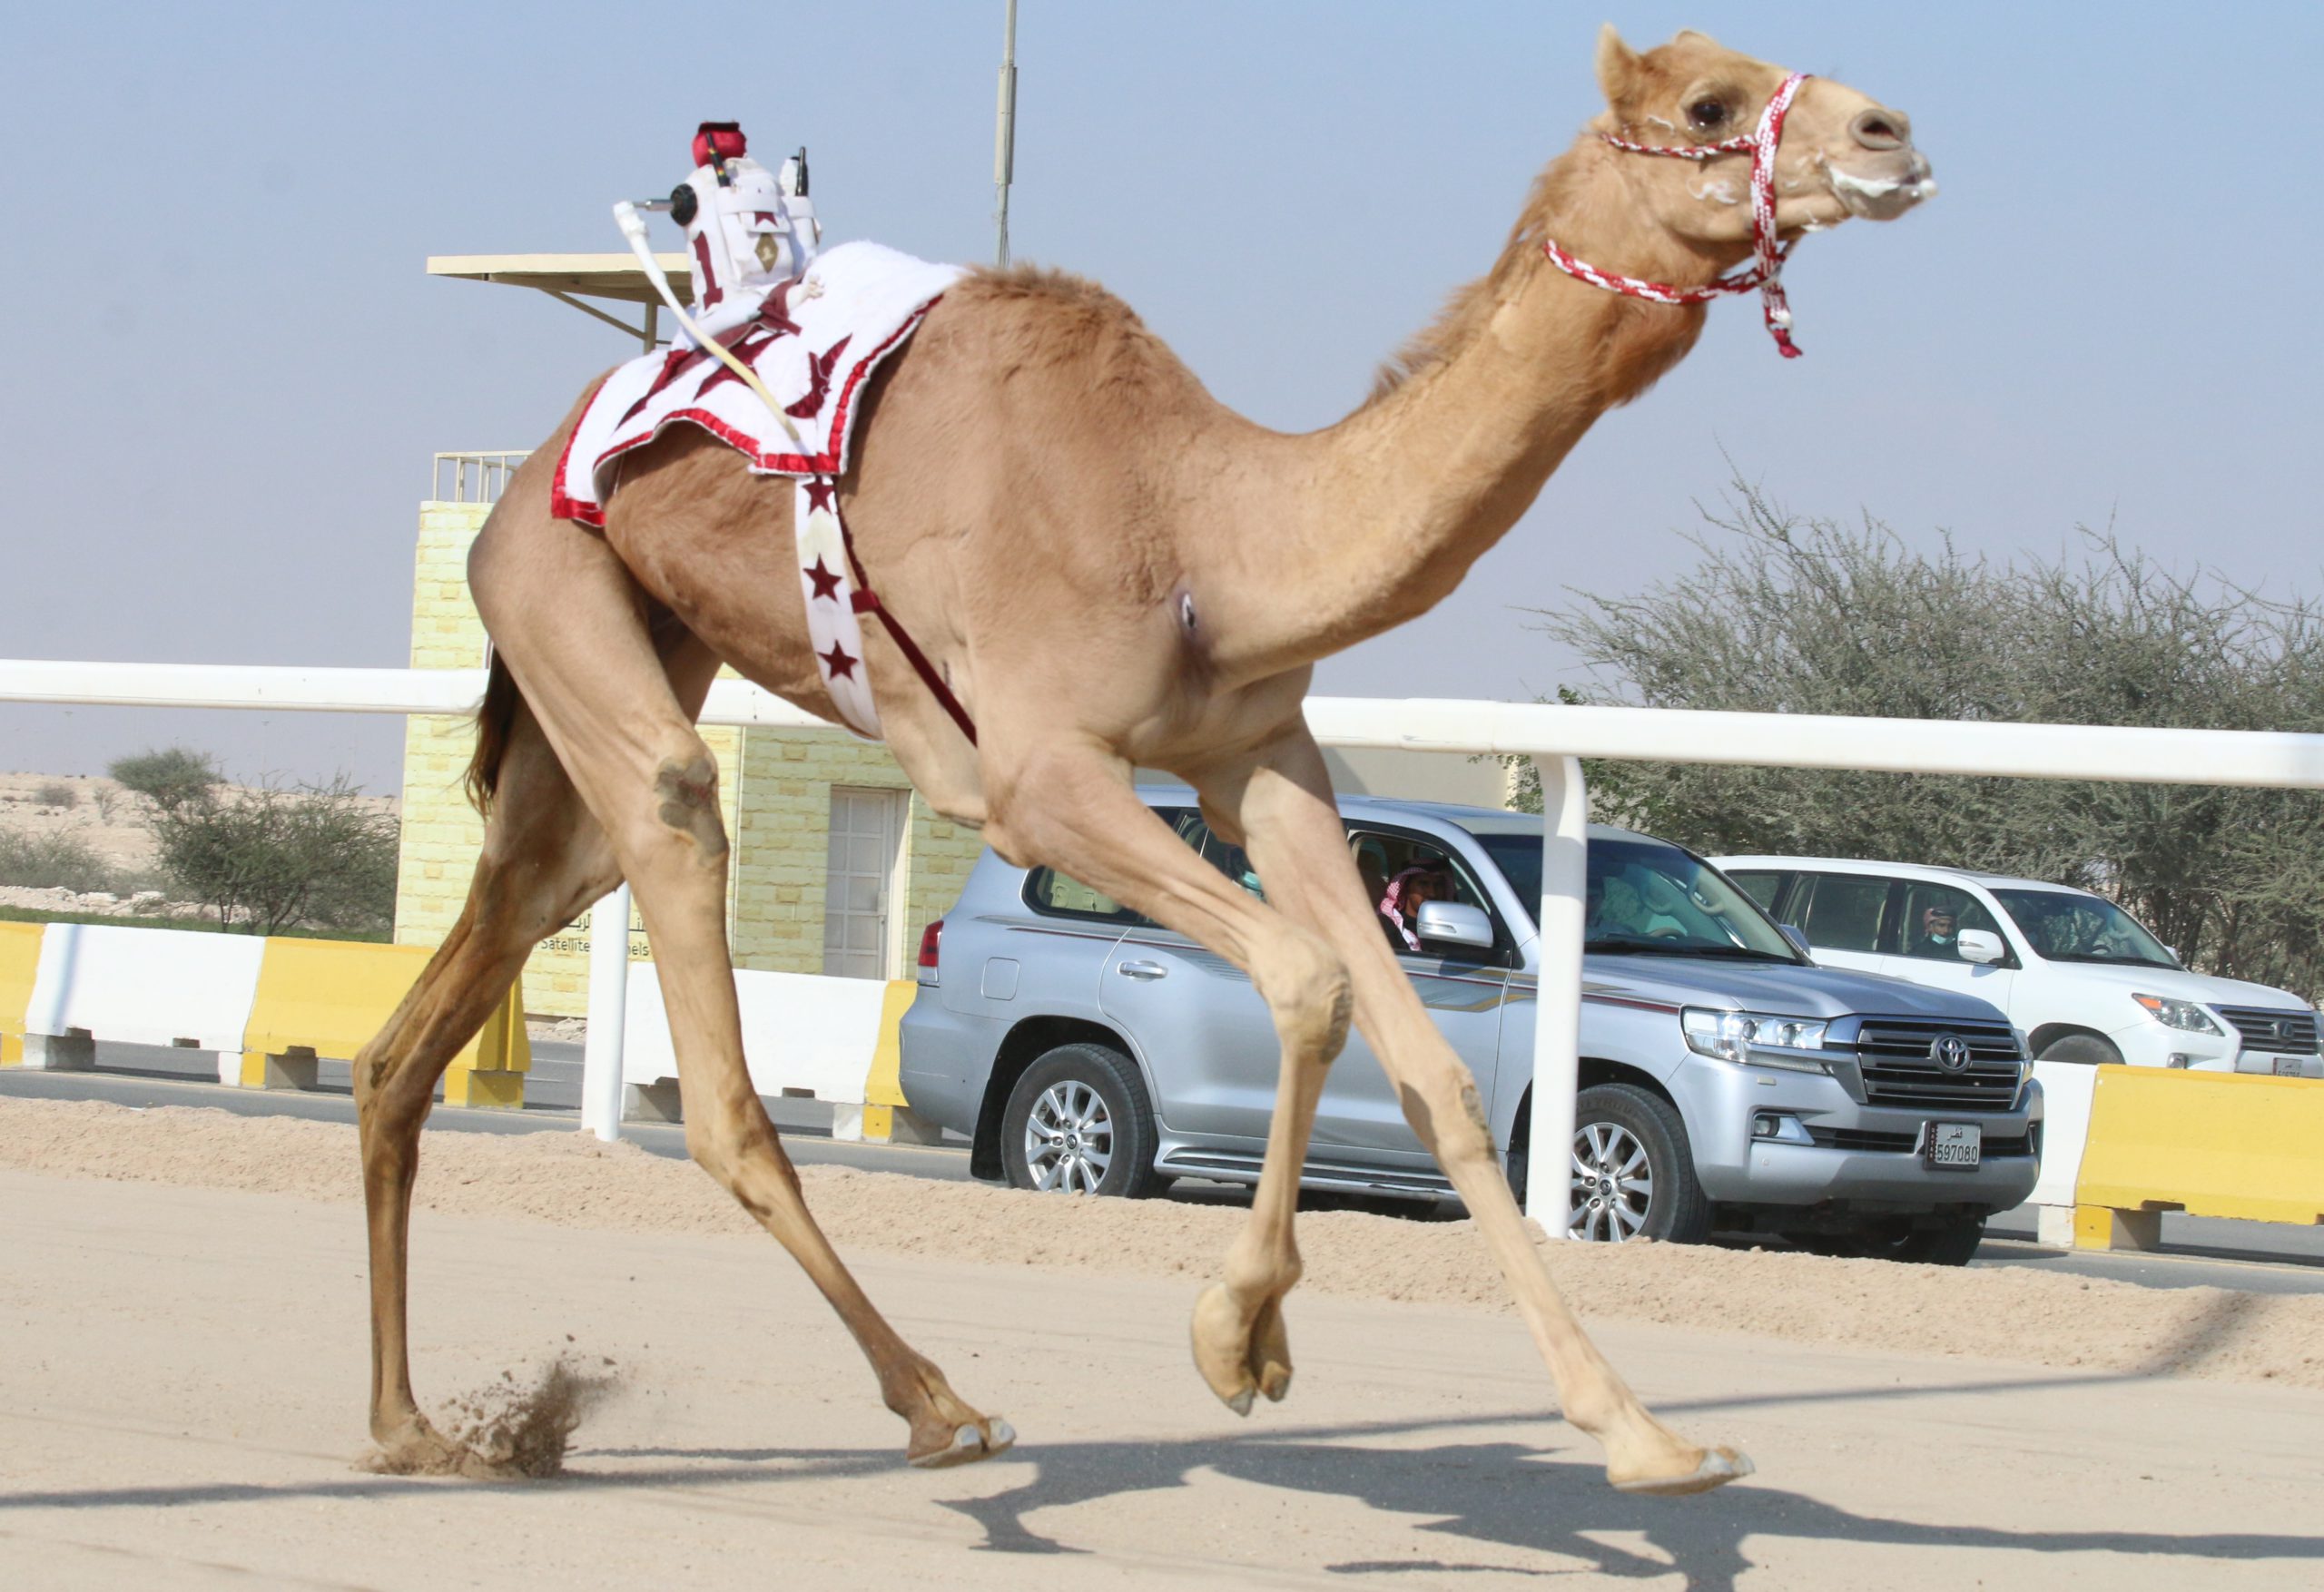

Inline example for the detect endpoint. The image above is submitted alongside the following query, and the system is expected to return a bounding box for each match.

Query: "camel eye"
[1689,98,1729,129]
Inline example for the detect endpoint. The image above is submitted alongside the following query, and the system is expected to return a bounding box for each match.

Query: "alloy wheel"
[1023,1080,1115,1194]
[1568,1121,1654,1241]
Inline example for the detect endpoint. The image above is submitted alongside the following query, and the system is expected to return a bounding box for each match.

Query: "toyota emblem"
[1930,1034,1974,1073]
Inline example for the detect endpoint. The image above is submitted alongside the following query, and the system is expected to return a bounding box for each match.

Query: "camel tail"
[464,652,521,816]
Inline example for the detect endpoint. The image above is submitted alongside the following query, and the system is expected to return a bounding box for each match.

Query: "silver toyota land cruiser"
[898,789,2043,1263]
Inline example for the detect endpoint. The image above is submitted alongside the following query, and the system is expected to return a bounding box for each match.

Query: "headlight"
[1681,1007,1831,1072]
[2132,993,2223,1035]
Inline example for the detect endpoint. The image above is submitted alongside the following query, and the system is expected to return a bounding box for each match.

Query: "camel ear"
[1595,23,1641,108]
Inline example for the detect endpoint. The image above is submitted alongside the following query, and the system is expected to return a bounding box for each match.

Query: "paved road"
[7,1040,2320,1297]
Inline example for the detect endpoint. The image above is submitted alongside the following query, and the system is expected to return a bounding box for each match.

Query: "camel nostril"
[1850,107,1911,152]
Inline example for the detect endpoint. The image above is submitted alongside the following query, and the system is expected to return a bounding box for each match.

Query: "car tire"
[999,1043,1160,1198]
[1890,1215,1986,1266]
[1802,1214,1987,1266]
[1568,1084,1711,1244]
[2038,1033,2122,1066]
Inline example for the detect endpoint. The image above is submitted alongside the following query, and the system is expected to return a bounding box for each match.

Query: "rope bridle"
[1540,71,1813,359]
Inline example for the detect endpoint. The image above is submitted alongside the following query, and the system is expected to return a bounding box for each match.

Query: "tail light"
[917,919,944,970]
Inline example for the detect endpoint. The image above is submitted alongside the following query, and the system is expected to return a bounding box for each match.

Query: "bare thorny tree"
[1515,477,2324,998]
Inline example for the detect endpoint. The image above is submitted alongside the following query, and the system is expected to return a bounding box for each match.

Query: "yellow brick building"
[394,472,985,1017]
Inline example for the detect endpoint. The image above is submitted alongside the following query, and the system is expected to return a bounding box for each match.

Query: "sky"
[4,1,2320,792]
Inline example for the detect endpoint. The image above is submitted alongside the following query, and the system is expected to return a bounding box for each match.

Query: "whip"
[611,201,808,449]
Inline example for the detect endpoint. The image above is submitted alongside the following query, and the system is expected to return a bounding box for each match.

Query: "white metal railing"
[9,656,2324,1238]
[430,452,533,506]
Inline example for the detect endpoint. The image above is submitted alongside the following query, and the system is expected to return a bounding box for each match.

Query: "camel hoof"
[1226,1387,1255,1418]
[909,1418,1016,1469]
[1610,1446,1754,1497]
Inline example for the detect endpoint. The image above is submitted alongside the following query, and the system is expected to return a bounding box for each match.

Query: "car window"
[1022,808,1201,927]
[1896,880,2004,961]
[1797,873,1893,953]
[1345,827,1499,956]
[1992,888,2179,968]
[1728,870,1787,916]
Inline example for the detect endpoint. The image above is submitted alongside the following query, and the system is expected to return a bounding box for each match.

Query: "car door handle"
[1116,960,1169,981]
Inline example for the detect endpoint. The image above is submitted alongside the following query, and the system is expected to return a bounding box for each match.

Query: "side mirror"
[1957,929,2006,966]
[1414,900,1495,952]
[1780,924,1813,959]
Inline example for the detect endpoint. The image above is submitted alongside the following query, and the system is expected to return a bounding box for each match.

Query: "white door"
[823,787,907,979]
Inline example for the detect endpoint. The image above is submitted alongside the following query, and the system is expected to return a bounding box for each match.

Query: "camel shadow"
[580,1379,2323,1588]
[10,1380,2319,1587]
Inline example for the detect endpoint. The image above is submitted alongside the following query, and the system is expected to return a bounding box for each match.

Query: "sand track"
[3,1096,2319,1391]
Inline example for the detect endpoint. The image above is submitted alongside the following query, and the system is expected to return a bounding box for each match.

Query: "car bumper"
[895,1005,996,1137]
[1679,1060,2043,1214]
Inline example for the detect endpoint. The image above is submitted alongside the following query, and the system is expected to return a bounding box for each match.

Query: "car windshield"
[1992,889,2179,968]
[1473,831,1801,961]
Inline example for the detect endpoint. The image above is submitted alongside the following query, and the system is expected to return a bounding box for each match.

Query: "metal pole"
[643,300,658,353]
[580,882,633,1141]
[993,0,1019,267]
[1525,756,1587,1236]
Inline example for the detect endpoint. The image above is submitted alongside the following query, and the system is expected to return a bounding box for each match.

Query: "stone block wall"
[394,495,986,1016]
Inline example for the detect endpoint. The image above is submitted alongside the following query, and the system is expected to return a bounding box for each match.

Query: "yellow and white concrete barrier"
[2070,1066,2324,1249]
[0,921,44,1067]
[617,962,931,1141]
[238,936,527,1106]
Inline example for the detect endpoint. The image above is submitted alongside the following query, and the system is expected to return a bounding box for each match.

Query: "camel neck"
[1203,138,1742,684]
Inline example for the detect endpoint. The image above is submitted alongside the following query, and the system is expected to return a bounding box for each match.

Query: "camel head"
[1592,25,1935,247]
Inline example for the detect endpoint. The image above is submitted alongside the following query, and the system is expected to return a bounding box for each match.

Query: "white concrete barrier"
[617,963,931,1140]
[2023,1061,2098,1247]
[18,923,267,1079]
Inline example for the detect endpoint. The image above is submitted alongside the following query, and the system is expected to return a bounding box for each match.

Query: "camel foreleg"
[1216,725,1750,1495]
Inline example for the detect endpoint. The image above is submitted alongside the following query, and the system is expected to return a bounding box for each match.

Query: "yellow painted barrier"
[2073,1066,2324,1246]
[0,921,44,1067]
[238,938,527,1107]
[849,979,927,1144]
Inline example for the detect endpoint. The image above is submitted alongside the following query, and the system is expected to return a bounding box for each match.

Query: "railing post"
[1526,756,1587,1236]
[580,882,632,1141]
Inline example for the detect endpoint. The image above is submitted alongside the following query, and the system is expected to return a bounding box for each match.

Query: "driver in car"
[1908,904,1962,958]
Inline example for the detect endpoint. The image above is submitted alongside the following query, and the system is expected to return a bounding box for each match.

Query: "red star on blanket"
[819,642,860,680]
[618,341,718,426]
[697,322,789,398]
[803,477,837,512]
[804,556,844,602]
[784,335,852,418]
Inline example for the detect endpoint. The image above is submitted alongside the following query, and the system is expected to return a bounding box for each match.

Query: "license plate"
[1923,1121,1982,1170]
[2274,1056,2314,1077]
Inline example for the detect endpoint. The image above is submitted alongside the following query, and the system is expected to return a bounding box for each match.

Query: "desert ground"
[1,1097,2319,1589]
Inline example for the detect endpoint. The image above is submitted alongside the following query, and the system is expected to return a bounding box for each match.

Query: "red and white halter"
[1541,71,1813,359]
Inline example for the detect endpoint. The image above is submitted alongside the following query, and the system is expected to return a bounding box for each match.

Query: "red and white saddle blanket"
[551,241,967,739]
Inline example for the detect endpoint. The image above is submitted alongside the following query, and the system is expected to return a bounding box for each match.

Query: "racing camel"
[355,26,1935,1492]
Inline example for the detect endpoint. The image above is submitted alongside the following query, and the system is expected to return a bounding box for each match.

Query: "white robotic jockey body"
[671,122,819,327]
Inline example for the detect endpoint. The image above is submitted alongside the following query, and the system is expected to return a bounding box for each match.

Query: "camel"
[353,25,1934,1493]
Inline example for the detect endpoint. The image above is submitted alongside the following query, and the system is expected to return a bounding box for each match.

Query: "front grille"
[2216,1005,2321,1055]
[1844,1018,2023,1111]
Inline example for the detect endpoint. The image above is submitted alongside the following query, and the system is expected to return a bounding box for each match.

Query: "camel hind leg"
[355,683,623,1474]
[467,506,1010,1469]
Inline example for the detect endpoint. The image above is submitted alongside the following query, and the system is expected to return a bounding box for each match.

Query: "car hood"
[1581,953,2010,1023]
[2023,957,2311,1011]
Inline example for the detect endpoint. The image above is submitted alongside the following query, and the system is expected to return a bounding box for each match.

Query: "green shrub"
[0,830,118,894]
[33,781,76,809]
[108,746,222,811]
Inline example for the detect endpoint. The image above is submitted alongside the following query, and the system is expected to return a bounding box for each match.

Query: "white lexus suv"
[1711,856,2321,1078]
